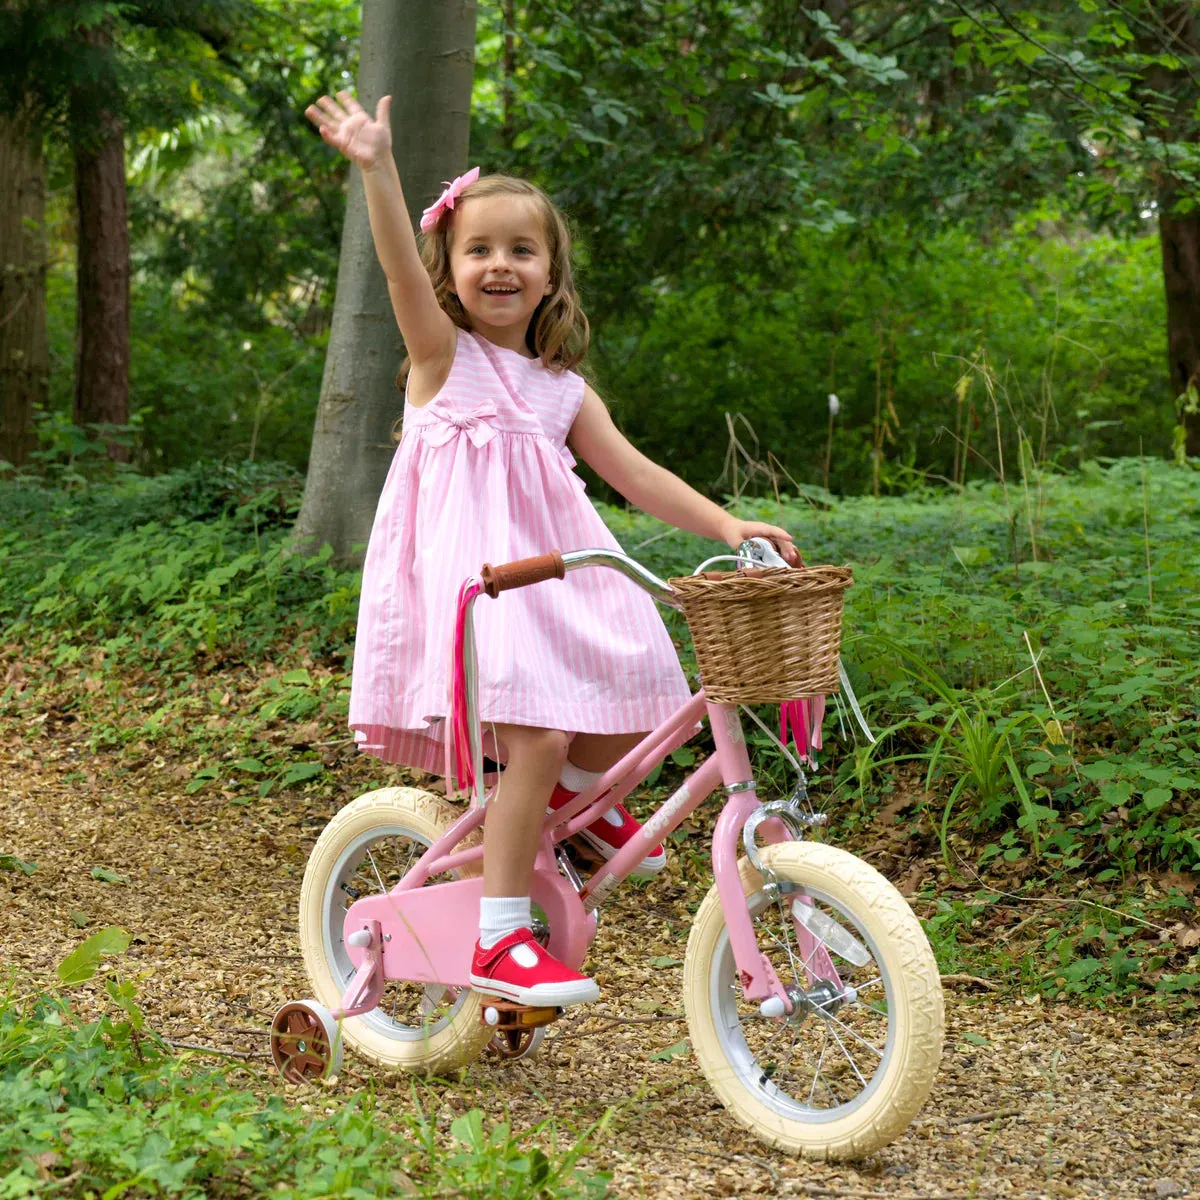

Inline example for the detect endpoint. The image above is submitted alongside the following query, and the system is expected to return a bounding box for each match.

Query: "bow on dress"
[413,403,499,448]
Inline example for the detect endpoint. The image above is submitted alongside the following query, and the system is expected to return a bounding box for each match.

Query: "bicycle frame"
[384,689,795,1005]
[335,545,836,1019]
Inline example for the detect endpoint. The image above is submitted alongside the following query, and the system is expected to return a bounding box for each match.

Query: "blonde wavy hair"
[398,173,590,387]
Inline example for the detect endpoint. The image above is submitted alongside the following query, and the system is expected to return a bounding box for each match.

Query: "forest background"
[4,0,1200,495]
[0,3,1198,1193]
[3,0,1199,944]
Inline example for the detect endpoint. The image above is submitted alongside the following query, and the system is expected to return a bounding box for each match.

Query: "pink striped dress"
[349,329,692,773]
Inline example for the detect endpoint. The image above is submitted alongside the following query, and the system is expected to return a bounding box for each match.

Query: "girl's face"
[448,196,554,343]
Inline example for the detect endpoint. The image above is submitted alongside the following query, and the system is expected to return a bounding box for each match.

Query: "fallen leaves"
[1,686,1198,1199]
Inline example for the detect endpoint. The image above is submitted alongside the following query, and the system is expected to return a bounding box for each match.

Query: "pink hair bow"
[419,166,481,232]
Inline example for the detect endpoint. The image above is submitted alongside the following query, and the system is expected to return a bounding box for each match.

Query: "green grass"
[1,455,1198,1005]
[3,458,1197,875]
[0,934,609,1200]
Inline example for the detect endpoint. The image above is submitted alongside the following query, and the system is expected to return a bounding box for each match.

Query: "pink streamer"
[780,696,827,768]
[448,579,485,792]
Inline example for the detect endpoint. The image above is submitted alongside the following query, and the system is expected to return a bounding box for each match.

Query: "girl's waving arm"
[569,385,799,561]
[305,92,454,368]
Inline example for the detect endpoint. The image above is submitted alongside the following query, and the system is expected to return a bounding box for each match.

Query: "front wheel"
[683,841,944,1160]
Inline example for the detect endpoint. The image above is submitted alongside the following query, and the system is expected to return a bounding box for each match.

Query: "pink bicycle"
[272,541,945,1160]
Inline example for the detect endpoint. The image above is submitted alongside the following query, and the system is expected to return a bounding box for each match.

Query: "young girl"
[305,92,798,1009]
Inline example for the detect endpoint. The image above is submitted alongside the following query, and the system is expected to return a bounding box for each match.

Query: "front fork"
[708,704,841,1012]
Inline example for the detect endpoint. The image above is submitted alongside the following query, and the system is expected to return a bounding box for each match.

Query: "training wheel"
[271,999,344,1083]
[488,1024,547,1061]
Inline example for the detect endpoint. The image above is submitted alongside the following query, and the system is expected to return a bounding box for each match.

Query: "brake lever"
[737,537,791,569]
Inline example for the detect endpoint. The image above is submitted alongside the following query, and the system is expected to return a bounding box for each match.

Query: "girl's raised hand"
[305,91,392,171]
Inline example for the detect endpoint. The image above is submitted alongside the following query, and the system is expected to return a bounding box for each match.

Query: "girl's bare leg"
[568,731,645,773]
[484,724,569,897]
[473,724,602,1005]
[564,731,663,872]
[481,728,653,898]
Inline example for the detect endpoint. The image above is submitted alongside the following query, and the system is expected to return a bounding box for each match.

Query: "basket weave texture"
[669,565,852,704]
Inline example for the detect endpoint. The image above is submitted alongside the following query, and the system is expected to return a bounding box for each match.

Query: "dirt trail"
[2,732,1197,1199]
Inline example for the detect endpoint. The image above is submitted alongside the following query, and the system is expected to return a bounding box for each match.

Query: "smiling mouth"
[482,284,520,296]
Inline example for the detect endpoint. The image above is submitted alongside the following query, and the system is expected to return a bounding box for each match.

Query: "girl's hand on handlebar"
[305,91,392,171]
[721,518,800,565]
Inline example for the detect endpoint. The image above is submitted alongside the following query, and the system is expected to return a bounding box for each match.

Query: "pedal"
[479,999,561,1030]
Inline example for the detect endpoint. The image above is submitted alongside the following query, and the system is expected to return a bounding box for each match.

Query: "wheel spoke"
[799,929,834,974]
[817,1007,885,1060]
[720,875,899,1120]
[397,836,419,880]
[754,1016,794,1059]
[774,1019,804,1089]
[771,895,804,981]
[303,794,499,1079]
[323,820,476,1046]
[807,1029,830,1106]
[697,841,944,1152]
[364,847,387,894]
[826,1023,869,1089]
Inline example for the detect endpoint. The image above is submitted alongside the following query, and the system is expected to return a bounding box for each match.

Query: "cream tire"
[298,786,492,1074]
[683,841,944,1159]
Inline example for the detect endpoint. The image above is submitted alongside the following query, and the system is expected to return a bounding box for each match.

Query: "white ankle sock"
[559,760,604,794]
[478,896,531,949]
[560,761,625,826]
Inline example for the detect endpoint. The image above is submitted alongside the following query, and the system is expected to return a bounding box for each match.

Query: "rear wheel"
[298,786,493,1074]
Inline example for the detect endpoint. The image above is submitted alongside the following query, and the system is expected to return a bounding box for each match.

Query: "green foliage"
[21,0,1188,498]
[0,1,255,141]
[603,456,1200,880]
[475,0,879,315]
[429,1109,610,1200]
[842,462,1198,874]
[43,271,326,475]
[945,1,1200,229]
[594,226,1170,499]
[0,944,609,1199]
[0,467,357,668]
[130,0,360,333]
[56,927,134,986]
[5,454,1196,883]
[472,1,1196,325]
[917,885,1197,1008]
[3,454,1197,1004]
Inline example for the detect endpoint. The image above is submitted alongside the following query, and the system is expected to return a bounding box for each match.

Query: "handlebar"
[480,538,790,608]
[480,551,565,598]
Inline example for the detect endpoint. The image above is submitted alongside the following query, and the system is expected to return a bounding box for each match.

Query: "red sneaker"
[548,784,666,877]
[469,928,599,1007]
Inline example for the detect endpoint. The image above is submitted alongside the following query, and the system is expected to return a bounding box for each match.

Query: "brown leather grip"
[481,551,566,598]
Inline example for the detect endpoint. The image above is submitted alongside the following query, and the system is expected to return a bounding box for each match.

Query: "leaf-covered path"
[2,731,1197,1200]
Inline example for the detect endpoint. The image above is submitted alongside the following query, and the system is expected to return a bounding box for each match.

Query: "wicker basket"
[669,565,852,704]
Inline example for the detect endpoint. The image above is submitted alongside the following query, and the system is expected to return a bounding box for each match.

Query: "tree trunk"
[1159,199,1200,456]
[1141,5,1200,456]
[293,0,478,562]
[73,108,130,458]
[0,107,48,468]
[502,0,515,149]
